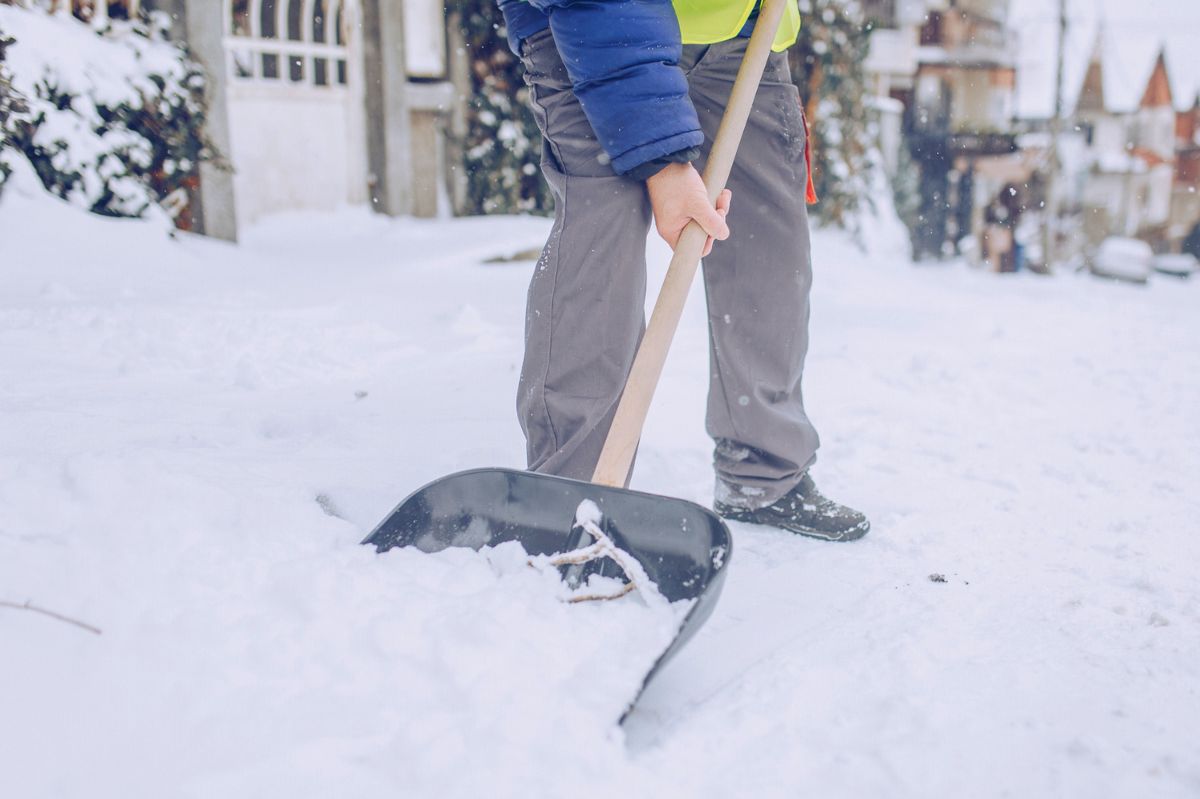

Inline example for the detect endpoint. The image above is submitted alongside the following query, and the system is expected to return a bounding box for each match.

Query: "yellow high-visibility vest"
[673,0,801,52]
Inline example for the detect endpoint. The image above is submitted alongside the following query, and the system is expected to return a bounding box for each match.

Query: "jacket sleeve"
[526,0,704,176]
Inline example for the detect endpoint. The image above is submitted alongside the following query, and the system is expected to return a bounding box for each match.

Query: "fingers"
[716,188,732,216]
[690,188,732,242]
[647,164,735,254]
[698,189,732,257]
[693,199,730,242]
[651,182,733,255]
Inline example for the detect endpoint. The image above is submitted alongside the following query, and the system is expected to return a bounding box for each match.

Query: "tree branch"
[566,582,636,604]
[0,599,102,635]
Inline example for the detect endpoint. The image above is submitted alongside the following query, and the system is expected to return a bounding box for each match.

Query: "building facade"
[1170,95,1200,249]
[161,0,458,241]
[863,0,1021,260]
[1071,43,1199,253]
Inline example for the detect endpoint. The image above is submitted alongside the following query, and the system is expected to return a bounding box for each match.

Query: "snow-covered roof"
[1011,0,1200,118]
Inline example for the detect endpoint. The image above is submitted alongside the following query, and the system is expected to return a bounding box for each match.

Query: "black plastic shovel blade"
[362,468,731,720]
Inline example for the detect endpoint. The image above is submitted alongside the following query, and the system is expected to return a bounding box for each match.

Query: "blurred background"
[1,0,1198,279]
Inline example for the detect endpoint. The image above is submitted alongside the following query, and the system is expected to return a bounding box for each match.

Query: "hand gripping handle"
[591,0,791,487]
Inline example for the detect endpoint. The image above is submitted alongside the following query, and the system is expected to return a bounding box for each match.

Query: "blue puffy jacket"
[498,0,704,176]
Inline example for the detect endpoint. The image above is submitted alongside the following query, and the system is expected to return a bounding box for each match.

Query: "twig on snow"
[0,599,102,635]
[564,582,636,604]
[544,539,610,566]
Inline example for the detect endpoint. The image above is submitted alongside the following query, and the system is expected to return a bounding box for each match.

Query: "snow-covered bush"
[789,0,876,237]
[0,29,28,187]
[455,0,551,216]
[0,4,216,221]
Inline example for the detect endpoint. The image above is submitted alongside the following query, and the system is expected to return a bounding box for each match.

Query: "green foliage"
[0,31,21,126]
[789,0,874,233]
[0,31,28,187]
[890,136,921,247]
[455,1,551,215]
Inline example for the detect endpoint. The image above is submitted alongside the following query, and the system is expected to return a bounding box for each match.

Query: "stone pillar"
[184,2,238,241]
[407,83,453,218]
[362,0,454,219]
[444,10,471,216]
[361,0,415,216]
[91,0,108,29]
[150,0,238,241]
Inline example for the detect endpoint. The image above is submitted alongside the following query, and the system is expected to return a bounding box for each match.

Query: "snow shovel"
[364,0,790,720]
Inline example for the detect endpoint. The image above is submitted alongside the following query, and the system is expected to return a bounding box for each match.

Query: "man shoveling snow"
[502,0,870,542]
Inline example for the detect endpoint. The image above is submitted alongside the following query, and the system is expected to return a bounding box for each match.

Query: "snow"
[0,7,183,111]
[1092,236,1153,282]
[575,498,604,528]
[3,164,1200,796]
[1151,253,1198,277]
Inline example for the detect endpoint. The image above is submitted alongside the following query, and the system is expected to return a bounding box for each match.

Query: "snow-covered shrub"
[455,0,551,216]
[789,0,877,238]
[0,4,216,221]
[890,134,922,253]
[0,28,28,188]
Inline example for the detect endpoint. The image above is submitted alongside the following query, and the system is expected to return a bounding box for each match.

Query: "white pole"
[1044,0,1067,270]
[92,0,108,28]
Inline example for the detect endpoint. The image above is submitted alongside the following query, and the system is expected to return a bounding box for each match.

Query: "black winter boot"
[715,474,870,542]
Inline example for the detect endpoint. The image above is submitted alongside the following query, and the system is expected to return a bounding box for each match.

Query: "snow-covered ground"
[2,170,1199,797]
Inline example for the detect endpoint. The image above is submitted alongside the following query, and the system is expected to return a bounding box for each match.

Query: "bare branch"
[0,599,102,635]
[545,540,608,566]
[567,582,636,604]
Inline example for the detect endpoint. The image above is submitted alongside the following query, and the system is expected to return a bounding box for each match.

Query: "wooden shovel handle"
[591,0,790,487]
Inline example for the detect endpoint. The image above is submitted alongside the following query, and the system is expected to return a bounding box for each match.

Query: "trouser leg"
[516,31,651,481]
[686,40,821,507]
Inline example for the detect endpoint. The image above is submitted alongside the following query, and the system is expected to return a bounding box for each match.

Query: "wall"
[226,84,366,225]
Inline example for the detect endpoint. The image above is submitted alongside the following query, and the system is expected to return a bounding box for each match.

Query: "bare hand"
[646,163,732,257]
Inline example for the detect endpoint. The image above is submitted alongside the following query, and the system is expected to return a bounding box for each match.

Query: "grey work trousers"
[516,29,820,508]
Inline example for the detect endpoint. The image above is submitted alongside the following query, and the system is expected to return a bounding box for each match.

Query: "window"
[231,0,254,76]
[286,0,304,82]
[313,0,329,43]
[260,0,278,38]
[286,0,303,40]
[231,0,251,36]
[920,11,943,47]
[335,1,348,85]
[862,0,897,29]
[227,0,352,88]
